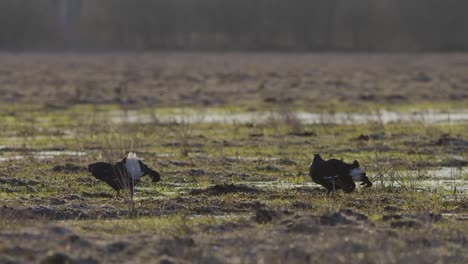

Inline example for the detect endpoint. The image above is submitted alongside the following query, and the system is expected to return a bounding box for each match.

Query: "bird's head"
[310,153,324,170]
[352,160,360,168]
[150,170,161,182]
[88,163,98,173]
[312,153,323,162]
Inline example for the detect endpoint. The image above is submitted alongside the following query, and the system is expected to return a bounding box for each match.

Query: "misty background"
[1,0,468,52]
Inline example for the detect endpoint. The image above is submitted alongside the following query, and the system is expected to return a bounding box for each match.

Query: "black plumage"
[88,154,160,198]
[309,154,372,194]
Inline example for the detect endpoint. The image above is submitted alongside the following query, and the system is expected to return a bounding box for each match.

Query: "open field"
[1,53,468,108]
[0,53,467,263]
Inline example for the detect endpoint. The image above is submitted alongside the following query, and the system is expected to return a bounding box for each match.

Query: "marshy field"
[0,53,467,263]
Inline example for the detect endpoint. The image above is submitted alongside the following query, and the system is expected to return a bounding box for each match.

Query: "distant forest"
[1,0,468,51]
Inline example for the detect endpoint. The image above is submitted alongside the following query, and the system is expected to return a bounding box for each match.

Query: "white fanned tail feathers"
[349,168,365,181]
[125,152,143,180]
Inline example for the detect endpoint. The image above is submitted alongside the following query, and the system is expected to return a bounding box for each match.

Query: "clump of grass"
[168,112,197,157]
[369,153,406,190]
[264,107,304,136]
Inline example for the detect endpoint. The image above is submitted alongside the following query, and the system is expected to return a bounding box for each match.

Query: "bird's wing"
[98,166,115,176]
[89,163,116,178]
[336,172,356,192]
[320,161,356,191]
[138,160,161,182]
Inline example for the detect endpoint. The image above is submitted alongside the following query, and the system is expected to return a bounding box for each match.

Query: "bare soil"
[1,207,466,264]
[0,53,467,108]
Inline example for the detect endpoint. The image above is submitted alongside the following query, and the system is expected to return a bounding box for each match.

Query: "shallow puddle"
[373,179,468,192]
[0,155,24,162]
[404,167,466,179]
[111,109,468,125]
[35,151,86,158]
[224,156,280,161]
[441,213,468,221]
[0,150,86,162]
[145,177,468,195]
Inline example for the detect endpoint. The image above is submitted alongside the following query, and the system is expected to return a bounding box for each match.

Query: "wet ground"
[110,108,468,125]
[0,53,467,263]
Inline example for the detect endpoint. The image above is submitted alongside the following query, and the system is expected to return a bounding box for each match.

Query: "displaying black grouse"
[309,154,372,194]
[88,152,160,198]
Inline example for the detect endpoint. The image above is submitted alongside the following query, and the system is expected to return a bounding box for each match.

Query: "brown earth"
[0,208,466,264]
[0,53,467,107]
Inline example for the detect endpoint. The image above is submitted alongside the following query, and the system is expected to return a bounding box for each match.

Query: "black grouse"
[309,154,372,194]
[88,152,160,198]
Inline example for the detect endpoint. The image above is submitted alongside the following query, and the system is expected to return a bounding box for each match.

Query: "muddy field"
[0,53,468,108]
[0,53,467,263]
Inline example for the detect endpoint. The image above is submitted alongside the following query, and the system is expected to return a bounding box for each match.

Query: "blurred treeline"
[1,0,468,51]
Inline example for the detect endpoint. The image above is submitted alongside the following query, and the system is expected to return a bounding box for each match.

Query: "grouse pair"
[88,152,160,198]
[88,152,372,197]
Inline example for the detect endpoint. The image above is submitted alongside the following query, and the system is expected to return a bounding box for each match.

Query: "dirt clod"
[355,132,385,141]
[287,131,316,137]
[390,220,422,229]
[190,184,261,196]
[255,208,279,224]
[0,178,39,186]
[104,242,129,253]
[52,164,87,174]
[188,169,205,177]
[40,252,72,264]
